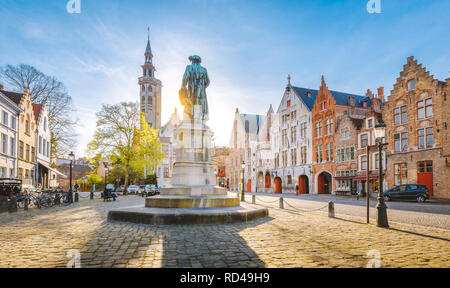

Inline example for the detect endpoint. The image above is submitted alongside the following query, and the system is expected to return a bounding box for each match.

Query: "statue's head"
[189,55,202,64]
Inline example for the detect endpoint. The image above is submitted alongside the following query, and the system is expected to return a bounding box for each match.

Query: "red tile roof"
[32,103,42,122]
[0,89,25,105]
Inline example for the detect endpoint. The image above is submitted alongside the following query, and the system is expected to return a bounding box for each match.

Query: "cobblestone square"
[0,196,449,268]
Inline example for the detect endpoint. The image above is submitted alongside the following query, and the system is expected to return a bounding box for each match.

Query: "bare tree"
[0,64,78,158]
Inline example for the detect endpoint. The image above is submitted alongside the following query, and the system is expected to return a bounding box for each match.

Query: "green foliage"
[87,103,164,187]
[144,173,158,185]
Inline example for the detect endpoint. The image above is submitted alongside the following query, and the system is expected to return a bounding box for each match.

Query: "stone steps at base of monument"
[160,186,227,196]
[145,195,239,208]
[107,204,269,225]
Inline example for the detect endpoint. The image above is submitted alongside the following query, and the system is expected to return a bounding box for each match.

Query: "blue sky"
[0,0,449,157]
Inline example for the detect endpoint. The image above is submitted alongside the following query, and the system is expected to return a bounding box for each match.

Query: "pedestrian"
[296,185,299,195]
[357,188,362,200]
[74,183,79,192]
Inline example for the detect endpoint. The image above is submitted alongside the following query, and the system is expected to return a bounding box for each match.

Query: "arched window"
[44,117,47,131]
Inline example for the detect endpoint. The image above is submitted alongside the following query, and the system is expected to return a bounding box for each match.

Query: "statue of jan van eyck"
[179,55,210,120]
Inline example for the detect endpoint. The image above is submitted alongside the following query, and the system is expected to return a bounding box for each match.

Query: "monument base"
[107,202,269,225]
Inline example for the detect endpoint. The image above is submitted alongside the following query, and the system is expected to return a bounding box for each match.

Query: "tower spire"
[142,28,155,77]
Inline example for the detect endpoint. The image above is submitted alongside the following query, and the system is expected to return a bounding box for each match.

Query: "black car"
[383,184,430,203]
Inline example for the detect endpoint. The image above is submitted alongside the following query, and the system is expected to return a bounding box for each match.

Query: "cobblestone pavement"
[245,192,450,230]
[0,196,448,268]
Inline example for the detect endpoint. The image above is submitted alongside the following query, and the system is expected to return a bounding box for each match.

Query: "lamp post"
[103,162,108,189]
[68,151,75,203]
[241,161,245,201]
[374,119,389,228]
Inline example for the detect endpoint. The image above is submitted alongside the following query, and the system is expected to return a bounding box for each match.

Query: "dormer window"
[307,92,312,97]
[287,100,291,107]
[407,79,416,91]
[363,101,367,107]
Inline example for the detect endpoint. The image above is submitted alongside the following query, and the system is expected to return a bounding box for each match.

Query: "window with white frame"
[315,121,322,137]
[1,134,7,154]
[325,143,333,162]
[360,133,369,148]
[367,118,374,129]
[300,122,307,139]
[316,145,323,163]
[10,138,15,157]
[394,106,407,125]
[2,111,8,126]
[10,116,16,130]
[360,155,368,171]
[300,146,307,164]
[325,118,333,135]
[394,133,408,152]
[417,99,433,119]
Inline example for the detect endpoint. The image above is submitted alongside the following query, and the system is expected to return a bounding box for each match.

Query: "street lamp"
[103,162,108,189]
[68,151,75,203]
[374,119,389,228]
[241,161,245,201]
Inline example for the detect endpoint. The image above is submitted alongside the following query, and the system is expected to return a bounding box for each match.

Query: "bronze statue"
[179,55,210,120]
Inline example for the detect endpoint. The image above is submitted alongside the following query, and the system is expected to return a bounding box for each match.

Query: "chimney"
[365,89,374,98]
[0,84,3,90]
[377,86,384,100]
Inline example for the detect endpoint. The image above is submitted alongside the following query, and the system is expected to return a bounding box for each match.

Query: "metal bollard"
[252,195,256,204]
[74,192,79,203]
[24,198,29,211]
[8,197,17,213]
[279,197,284,209]
[328,201,335,218]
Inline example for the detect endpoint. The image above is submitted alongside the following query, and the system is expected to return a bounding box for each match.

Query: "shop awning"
[352,175,379,181]
[334,176,354,180]
[38,161,67,178]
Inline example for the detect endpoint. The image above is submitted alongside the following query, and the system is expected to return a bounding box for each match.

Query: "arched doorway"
[298,175,309,194]
[317,172,332,194]
[247,179,252,193]
[274,177,282,194]
[265,172,271,188]
[258,172,264,189]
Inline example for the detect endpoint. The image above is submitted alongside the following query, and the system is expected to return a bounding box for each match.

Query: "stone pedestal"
[108,111,268,225]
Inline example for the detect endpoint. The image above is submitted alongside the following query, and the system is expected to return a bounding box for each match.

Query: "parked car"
[383,184,430,203]
[105,184,115,192]
[138,185,146,195]
[145,185,158,196]
[116,185,125,192]
[127,185,139,195]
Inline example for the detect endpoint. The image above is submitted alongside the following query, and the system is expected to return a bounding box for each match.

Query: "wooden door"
[274,177,282,193]
[417,161,433,196]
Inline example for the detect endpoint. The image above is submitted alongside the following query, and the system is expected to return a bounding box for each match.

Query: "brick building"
[353,89,385,197]
[311,76,371,194]
[384,57,450,199]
